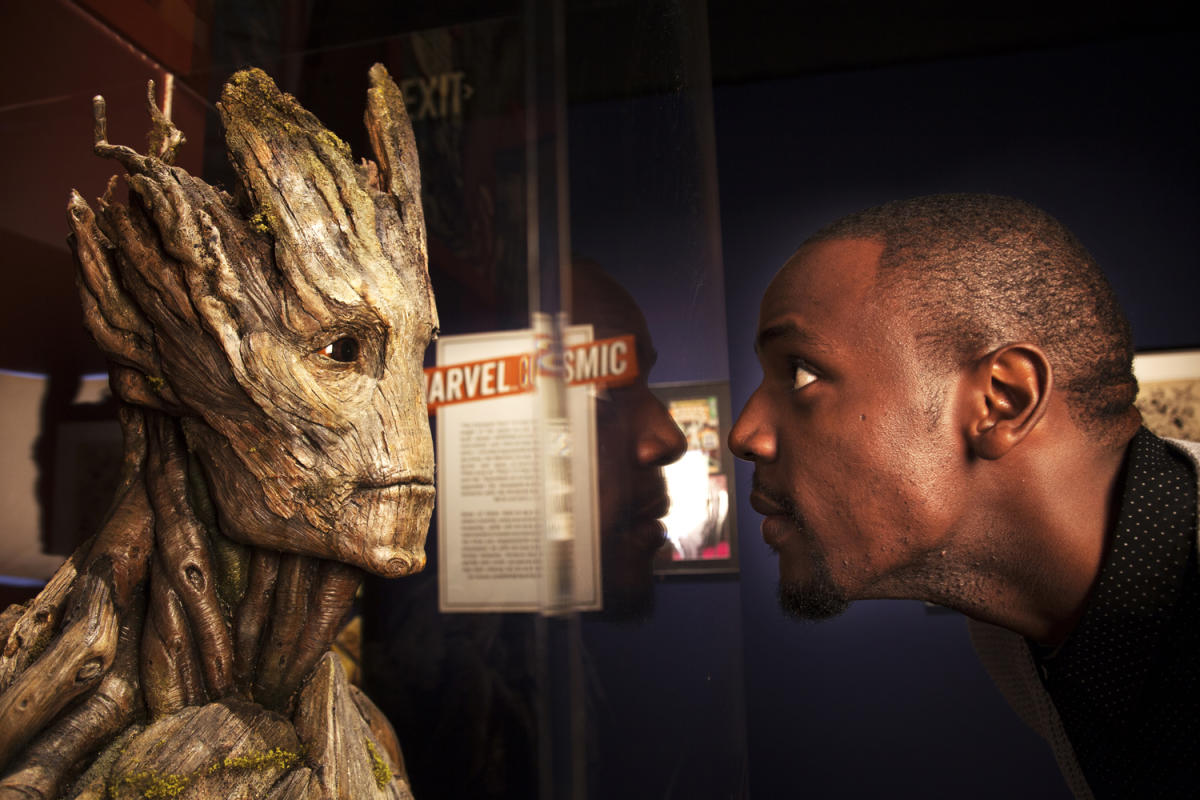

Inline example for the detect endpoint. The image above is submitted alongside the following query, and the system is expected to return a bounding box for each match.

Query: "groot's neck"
[141,409,362,715]
[229,548,362,711]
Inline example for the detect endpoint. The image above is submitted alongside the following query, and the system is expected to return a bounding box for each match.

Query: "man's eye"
[792,363,817,391]
[320,336,360,362]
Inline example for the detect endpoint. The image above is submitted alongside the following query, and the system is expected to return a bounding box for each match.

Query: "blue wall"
[715,33,1197,798]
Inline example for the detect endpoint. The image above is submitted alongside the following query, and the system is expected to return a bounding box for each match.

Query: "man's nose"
[637,396,688,467]
[729,388,776,462]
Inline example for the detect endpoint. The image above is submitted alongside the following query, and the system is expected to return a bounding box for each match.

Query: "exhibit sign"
[431,326,637,612]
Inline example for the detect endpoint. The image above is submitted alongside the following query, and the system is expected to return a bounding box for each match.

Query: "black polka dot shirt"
[1034,428,1199,798]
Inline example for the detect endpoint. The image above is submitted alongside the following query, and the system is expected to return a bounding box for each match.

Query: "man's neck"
[946,420,1138,644]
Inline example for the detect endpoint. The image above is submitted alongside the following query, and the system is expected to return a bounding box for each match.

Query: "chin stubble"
[777,525,850,620]
[755,476,851,621]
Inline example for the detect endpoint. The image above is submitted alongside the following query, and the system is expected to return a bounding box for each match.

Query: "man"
[729,194,1197,798]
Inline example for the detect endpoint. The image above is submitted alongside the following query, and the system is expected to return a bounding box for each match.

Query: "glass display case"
[1,3,1194,798]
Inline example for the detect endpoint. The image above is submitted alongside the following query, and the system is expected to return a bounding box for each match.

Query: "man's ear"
[962,343,1052,460]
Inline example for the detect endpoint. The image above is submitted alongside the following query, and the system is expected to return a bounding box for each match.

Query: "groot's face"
[183,267,436,577]
[178,67,437,577]
[75,66,438,577]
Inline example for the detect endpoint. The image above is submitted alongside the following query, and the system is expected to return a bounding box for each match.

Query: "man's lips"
[759,514,798,552]
[749,479,800,551]
[749,489,788,517]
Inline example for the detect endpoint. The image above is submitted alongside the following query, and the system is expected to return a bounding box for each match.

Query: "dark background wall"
[715,32,1198,798]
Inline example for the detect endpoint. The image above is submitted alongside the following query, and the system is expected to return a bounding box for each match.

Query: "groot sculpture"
[0,64,436,799]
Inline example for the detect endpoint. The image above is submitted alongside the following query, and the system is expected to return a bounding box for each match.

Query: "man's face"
[729,239,965,618]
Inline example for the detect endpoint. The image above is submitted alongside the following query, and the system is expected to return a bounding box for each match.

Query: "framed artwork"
[650,380,739,575]
[1133,350,1200,441]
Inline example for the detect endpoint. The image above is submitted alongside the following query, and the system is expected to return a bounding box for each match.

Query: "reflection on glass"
[573,259,687,618]
[362,259,686,798]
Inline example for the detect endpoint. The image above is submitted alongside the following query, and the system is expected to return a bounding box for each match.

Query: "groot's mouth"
[358,474,434,487]
[354,475,435,496]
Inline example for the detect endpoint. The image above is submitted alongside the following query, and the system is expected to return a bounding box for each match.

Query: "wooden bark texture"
[0,64,436,799]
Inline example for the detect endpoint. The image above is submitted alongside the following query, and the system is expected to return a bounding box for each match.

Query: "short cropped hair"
[808,194,1137,439]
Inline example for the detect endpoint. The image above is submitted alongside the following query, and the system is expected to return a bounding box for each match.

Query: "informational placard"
[432,325,637,612]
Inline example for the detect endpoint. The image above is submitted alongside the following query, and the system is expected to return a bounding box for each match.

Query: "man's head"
[729,194,1139,619]
[809,194,1137,441]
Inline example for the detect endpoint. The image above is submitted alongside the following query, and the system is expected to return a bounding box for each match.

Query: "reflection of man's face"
[574,264,687,617]
[729,239,965,618]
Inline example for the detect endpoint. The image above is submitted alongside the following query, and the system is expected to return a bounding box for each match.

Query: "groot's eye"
[320,336,360,362]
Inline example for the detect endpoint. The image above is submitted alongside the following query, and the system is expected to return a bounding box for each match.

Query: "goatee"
[777,574,849,620]
[755,478,850,620]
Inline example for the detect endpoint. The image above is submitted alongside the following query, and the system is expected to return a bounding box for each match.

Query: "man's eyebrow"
[754,321,829,355]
